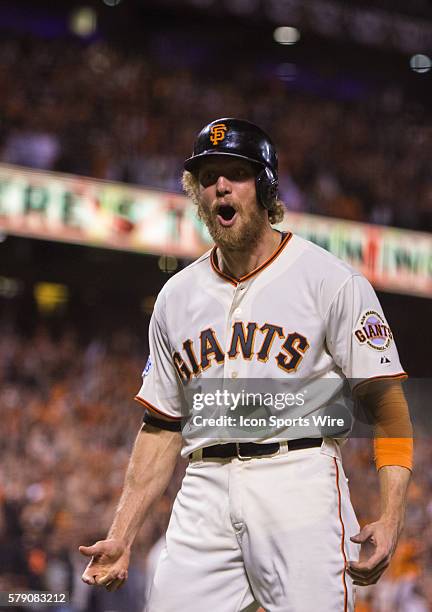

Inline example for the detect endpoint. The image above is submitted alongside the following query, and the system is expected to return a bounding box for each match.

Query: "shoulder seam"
[323,273,362,322]
[298,236,357,272]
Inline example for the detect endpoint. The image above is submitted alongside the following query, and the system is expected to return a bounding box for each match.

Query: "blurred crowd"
[0,35,430,232]
[0,324,185,611]
[1,324,432,611]
[344,440,432,612]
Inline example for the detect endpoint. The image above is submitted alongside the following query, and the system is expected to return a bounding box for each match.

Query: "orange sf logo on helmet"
[209,123,227,145]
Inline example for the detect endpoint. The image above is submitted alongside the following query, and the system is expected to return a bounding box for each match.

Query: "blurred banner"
[0,163,431,297]
[0,164,211,258]
[285,212,432,298]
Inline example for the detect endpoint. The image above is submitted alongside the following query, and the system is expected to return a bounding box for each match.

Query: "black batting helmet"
[184,118,278,210]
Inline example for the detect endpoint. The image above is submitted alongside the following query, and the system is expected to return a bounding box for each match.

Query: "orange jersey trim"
[134,396,182,422]
[352,372,408,394]
[334,458,348,612]
[210,232,293,286]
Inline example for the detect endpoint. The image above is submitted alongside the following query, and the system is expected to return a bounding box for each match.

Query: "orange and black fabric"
[356,380,413,471]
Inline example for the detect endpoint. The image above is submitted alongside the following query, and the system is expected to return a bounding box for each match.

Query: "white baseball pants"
[146,441,360,612]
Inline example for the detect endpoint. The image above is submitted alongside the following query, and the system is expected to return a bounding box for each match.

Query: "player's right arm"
[79,423,182,591]
[80,290,183,591]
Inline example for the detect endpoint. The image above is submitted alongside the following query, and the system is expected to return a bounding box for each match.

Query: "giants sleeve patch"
[353,310,393,351]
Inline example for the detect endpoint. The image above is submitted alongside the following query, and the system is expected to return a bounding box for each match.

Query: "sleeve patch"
[353,310,393,351]
[142,355,152,377]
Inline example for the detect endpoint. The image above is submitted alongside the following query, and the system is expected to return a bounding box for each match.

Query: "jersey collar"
[210,231,292,286]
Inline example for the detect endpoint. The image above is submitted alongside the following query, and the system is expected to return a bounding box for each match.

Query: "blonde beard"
[198,200,267,251]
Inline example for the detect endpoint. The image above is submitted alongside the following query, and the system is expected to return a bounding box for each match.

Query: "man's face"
[197,157,268,250]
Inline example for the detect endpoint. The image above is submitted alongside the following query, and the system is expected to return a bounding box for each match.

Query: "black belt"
[200,438,322,460]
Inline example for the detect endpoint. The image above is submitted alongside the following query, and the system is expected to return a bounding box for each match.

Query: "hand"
[79,538,131,592]
[347,519,400,586]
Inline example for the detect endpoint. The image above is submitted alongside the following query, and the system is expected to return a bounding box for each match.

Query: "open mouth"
[216,204,237,226]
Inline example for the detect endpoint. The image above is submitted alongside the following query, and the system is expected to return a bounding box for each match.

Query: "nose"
[215,175,232,197]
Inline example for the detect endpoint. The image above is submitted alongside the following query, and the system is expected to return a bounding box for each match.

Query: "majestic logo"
[353,310,393,351]
[210,123,227,145]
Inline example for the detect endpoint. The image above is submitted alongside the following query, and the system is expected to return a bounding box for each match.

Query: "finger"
[81,573,96,586]
[350,533,362,543]
[82,568,110,586]
[368,572,385,586]
[348,565,388,584]
[105,569,126,584]
[96,572,116,586]
[349,549,388,573]
[353,570,385,587]
[106,578,125,592]
[79,545,101,557]
[350,562,388,581]
[347,553,389,581]
[348,561,389,584]
[350,526,373,544]
[349,568,383,583]
[349,553,389,574]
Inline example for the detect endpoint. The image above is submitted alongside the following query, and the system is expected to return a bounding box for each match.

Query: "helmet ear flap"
[255,167,279,210]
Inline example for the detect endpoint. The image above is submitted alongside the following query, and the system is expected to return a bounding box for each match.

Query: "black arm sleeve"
[142,410,182,432]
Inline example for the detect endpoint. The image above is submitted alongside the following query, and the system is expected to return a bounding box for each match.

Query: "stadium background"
[0,0,431,610]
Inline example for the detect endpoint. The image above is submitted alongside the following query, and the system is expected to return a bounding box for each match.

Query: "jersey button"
[233,307,242,318]
[231,371,238,379]
[239,284,245,291]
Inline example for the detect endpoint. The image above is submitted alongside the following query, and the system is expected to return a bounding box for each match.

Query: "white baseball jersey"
[135,232,406,458]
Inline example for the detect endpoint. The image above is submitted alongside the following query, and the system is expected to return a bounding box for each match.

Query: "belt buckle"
[236,442,252,460]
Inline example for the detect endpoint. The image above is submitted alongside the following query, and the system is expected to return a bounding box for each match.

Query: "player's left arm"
[325,273,413,585]
[347,380,412,586]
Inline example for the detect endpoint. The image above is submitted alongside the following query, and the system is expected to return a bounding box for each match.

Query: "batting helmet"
[184,118,278,210]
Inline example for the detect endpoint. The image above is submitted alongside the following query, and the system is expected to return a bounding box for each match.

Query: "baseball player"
[79,118,413,611]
